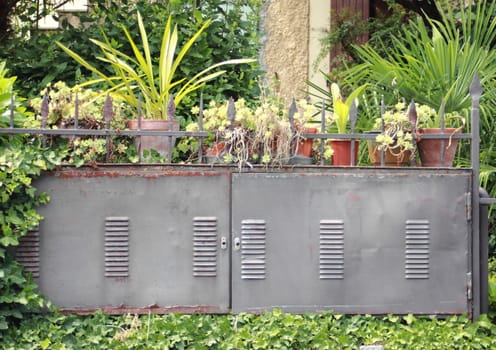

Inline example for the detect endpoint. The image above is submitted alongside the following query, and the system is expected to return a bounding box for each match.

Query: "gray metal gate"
[33,168,231,313]
[231,170,471,314]
[23,166,476,316]
[6,75,490,318]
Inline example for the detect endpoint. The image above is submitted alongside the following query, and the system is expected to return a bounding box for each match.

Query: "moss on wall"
[262,0,309,106]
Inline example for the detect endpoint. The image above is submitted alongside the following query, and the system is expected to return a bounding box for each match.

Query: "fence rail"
[0,81,479,167]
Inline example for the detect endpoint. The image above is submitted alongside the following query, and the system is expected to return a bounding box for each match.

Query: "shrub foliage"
[0,0,262,118]
[2,311,496,349]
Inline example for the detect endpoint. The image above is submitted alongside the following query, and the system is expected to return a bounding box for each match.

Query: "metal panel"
[35,167,231,313]
[232,169,471,315]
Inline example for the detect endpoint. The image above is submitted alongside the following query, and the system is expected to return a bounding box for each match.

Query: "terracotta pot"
[329,139,359,166]
[294,127,317,157]
[127,119,180,160]
[417,128,460,167]
[367,140,411,166]
[205,143,226,164]
[207,142,225,157]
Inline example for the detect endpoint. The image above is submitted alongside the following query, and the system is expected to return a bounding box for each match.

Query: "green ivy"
[2,311,496,349]
[0,138,64,332]
[0,63,63,332]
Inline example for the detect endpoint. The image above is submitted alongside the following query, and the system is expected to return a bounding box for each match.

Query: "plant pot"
[367,140,411,166]
[329,139,359,166]
[294,127,317,157]
[127,119,180,160]
[290,127,317,165]
[206,142,226,164]
[417,128,460,167]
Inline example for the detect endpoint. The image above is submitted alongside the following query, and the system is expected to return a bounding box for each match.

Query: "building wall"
[262,0,329,106]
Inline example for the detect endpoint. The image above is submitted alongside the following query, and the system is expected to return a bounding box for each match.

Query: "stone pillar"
[261,0,330,105]
[261,0,310,105]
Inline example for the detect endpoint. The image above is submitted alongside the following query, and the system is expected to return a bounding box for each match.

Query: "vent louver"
[319,220,345,280]
[16,229,40,278]
[105,217,129,278]
[241,219,266,280]
[193,217,218,277]
[405,219,430,279]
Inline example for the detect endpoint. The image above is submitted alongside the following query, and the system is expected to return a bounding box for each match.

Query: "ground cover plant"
[0,63,63,331]
[2,310,496,349]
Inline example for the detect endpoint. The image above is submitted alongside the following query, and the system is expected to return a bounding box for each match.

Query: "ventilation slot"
[105,217,129,278]
[241,219,266,280]
[16,229,40,278]
[319,219,345,280]
[193,217,218,277]
[405,219,430,279]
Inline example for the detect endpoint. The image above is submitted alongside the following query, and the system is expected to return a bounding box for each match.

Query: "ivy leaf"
[33,159,47,170]
[0,318,8,330]
[40,339,51,350]
[404,314,416,325]
[0,235,18,247]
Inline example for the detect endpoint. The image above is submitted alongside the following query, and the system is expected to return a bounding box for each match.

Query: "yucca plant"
[329,82,367,134]
[57,12,255,120]
[307,74,367,134]
[342,0,496,117]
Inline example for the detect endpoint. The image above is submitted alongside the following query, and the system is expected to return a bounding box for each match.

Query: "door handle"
[233,237,241,251]
[220,236,227,250]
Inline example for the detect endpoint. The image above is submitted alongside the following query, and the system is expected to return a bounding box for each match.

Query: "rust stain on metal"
[60,305,226,315]
[48,164,472,181]
[53,167,232,179]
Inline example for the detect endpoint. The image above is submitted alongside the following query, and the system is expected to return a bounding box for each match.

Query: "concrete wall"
[261,0,330,106]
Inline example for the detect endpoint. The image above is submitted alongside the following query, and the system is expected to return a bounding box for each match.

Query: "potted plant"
[27,81,134,166]
[368,101,416,166]
[57,12,255,160]
[414,103,466,167]
[327,82,366,166]
[289,99,319,164]
[182,94,318,168]
[187,98,257,167]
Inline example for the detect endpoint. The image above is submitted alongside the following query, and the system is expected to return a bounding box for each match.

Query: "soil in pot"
[417,128,460,167]
[127,119,180,160]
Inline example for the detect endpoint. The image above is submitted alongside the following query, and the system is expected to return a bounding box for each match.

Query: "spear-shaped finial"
[167,95,176,121]
[288,98,297,134]
[227,97,236,128]
[103,94,113,125]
